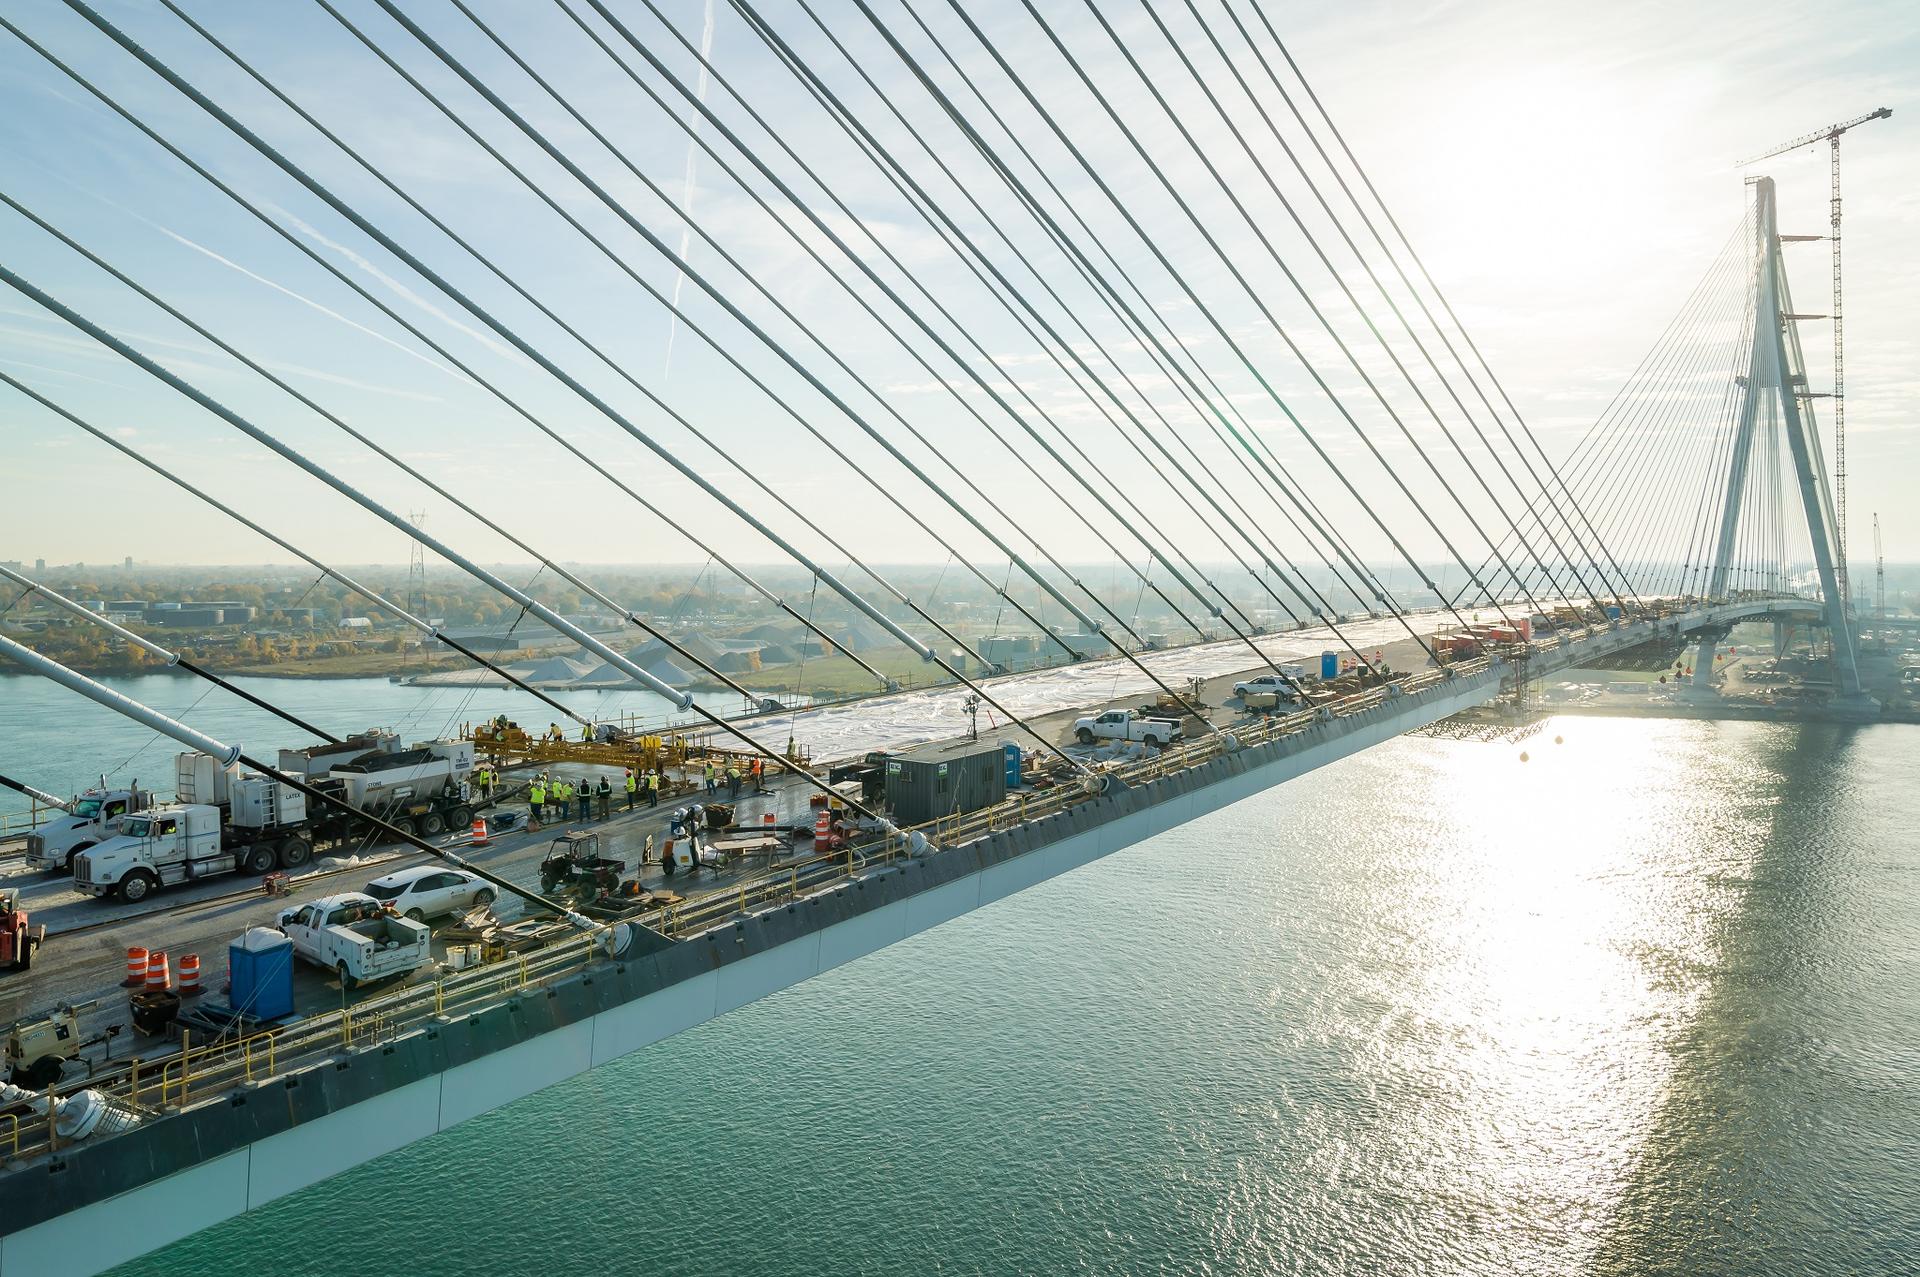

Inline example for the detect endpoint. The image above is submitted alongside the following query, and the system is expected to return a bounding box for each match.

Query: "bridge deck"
[0,599,1823,1275]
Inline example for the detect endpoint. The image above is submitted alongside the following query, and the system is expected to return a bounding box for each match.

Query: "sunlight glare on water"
[110,714,1919,1276]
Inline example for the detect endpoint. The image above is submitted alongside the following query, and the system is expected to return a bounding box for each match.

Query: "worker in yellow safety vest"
[529,777,546,822]
[647,769,661,808]
[624,769,638,811]
[703,761,716,795]
[581,722,593,743]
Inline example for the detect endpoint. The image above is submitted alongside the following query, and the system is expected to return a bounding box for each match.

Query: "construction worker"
[529,776,546,822]
[750,757,765,794]
[547,722,561,743]
[704,760,716,795]
[624,769,638,811]
[581,722,594,743]
[726,765,742,801]
[647,769,661,808]
[597,776,612,820]
[575,779,591,824]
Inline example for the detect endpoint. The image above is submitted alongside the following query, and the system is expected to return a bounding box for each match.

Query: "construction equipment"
[4,1003,96,1087]
[1739,107,1893,604]
[537,831,625,899]
[1,890,44,972]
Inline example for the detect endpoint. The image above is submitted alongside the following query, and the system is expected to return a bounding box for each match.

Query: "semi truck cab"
[24,786,152,872]
[72,804,254,902]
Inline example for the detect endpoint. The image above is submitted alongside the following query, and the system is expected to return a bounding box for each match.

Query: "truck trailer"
[71,738,475,902]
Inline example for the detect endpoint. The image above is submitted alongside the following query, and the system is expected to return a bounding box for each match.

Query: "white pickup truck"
[1073,709,1183,748]
[277,892,433,990]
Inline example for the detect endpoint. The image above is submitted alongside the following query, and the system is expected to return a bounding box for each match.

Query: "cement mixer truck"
[72,736,475,903]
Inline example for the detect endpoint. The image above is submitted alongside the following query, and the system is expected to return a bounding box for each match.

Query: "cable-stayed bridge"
[0,3,1875,1270]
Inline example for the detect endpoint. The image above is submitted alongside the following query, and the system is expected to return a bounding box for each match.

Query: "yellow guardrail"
[153,1029,281,1109]
[0,1111,17,1160]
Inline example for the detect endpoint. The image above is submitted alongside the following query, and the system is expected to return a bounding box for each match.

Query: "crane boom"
[1736,107,1892,166]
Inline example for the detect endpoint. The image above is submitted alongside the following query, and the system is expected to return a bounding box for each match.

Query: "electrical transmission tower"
[1739,107,1892,611]
[406,510,427,668]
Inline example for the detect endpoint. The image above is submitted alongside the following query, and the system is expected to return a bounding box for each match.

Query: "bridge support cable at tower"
[1008,0,1573,622]
[1692,177,1866,700]
[1170,0,1633,613]
[1086,0,1612,615]
[1233,1,1642,606]
[1450,216,1755,607]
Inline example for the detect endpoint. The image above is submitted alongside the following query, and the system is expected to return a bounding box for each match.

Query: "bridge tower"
[1693,177,1868,702]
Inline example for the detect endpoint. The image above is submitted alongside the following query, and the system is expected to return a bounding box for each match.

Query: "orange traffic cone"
[177,953,202,997]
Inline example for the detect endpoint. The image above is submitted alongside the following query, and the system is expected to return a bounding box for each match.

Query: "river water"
[5,677,1914,1274]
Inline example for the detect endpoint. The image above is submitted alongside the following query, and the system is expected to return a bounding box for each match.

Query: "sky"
[0,0,1915,580]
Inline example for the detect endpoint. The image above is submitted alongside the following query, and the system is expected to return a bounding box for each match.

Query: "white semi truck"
[72,737,475,903]
[24,785,154,872]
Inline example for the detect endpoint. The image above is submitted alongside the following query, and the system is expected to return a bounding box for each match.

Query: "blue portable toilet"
[229,926,294,1021]
[1321,650,1339,680]
[1003,741,1022,788]
[1605,605,1624,620]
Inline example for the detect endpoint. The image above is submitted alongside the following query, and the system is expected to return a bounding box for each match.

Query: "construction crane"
[1873,513,1885,620]
[1738,107,1892,609]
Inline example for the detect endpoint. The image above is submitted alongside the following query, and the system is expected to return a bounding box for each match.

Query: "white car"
[363,864,494,921]
[1233,671,1306,700]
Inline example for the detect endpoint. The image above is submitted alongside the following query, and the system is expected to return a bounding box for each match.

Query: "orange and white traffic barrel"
[471,817,489,846]
[145,950,170,991]
[124,946,149,987]
[177,953,202,997]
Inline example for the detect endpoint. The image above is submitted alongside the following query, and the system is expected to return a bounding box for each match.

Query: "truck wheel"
[1076,728,1094,745]
[243,844,278,875]
[277,836,313,870]
[1144,735,1163,748]
[63,841,94,872]
[418,811,446,837]
[336,962,358,992]
[118,870,157,903]
[389,817,417,839]
[446,805,473,829]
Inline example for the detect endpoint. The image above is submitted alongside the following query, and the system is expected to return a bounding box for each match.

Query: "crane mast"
[1738,107,1891,614]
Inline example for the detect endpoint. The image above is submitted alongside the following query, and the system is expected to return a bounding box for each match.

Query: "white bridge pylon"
[1695,176,1866,700]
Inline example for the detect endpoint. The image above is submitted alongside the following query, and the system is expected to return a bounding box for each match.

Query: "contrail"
[662,0,716,382]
